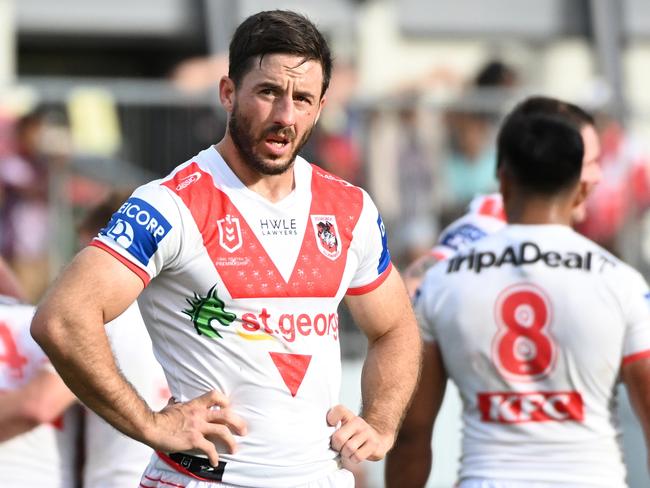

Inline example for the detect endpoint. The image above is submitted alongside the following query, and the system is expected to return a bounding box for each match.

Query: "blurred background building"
[1,0,650,486]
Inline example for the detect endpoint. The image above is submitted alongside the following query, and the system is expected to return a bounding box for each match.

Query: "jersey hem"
[90,240,151,287]
[346,262,393,296]
[622,349,650,366]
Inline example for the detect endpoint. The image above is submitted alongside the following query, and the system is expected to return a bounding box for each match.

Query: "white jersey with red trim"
[430,193,506,261]
[84,302,170,488]
[0,301,79,488]
[92,147,392,487]
[416,224,650,487]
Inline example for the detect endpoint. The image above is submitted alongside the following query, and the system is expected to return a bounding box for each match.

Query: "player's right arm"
[31,241,245,466]
[385,340,447,487]
[403,253,442,298]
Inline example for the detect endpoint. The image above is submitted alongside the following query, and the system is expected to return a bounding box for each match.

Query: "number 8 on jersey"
[492,284,556,381]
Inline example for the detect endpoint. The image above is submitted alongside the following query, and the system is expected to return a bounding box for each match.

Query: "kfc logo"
[478,391,584,423]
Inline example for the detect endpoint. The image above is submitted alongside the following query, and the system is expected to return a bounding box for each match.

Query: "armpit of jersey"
[98,197,172,267]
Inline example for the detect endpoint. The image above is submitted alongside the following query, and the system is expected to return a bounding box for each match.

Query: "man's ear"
[569,180,589,223]
[219,76,236,113]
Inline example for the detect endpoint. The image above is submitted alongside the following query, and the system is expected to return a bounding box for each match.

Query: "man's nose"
[273,95,296,127]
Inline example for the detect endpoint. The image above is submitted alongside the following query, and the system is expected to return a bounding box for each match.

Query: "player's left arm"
[621,357,650,469]
[619,269,650,469]
[0,369,76,441]
[329,267,422,463]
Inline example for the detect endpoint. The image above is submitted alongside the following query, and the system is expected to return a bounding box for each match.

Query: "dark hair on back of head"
[497,111,584,195]
[228,10,332,97]
[513,96,594,130]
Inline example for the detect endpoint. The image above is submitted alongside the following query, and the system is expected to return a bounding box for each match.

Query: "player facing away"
[402,96,602,298]
[0,296,78,488]
[386,102,650,487]
[31,10,421,488]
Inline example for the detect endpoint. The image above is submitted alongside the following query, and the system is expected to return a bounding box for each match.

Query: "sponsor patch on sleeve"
[440,223,487,252]
[377,213,391,274]
[99,197,172,266]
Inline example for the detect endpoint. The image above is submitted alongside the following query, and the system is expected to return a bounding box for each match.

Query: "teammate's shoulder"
[467,193,507,222]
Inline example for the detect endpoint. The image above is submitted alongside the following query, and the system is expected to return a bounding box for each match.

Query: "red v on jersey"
[269,352,312,397]
[164,162,363,298]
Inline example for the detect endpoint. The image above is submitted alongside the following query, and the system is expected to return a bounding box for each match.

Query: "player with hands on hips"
[32,9,420,488]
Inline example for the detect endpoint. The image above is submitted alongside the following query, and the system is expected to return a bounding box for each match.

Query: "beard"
[229,102,314,176]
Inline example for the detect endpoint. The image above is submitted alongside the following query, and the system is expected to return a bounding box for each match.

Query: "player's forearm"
[31,309,155,444]
[385,437,432,488]
[360,325,422,441]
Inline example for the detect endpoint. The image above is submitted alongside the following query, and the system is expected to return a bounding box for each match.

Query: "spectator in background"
[440,60,518,221]
[0,110,51,301]
[76,190,171,488]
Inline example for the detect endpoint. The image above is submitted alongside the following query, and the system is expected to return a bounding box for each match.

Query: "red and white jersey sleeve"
[92,182,184,286]
[416,224,650,487]
[87,148,392,487]
[347,189,392,294]
[430,193,506,261]
[619,269,650,364]
[0,302,79,488]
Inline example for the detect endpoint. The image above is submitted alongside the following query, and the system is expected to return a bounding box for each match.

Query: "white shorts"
[139,453,355,488]
[458,478,606,488]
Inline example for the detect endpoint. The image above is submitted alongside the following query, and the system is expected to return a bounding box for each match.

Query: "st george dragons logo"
[310,215,341,260]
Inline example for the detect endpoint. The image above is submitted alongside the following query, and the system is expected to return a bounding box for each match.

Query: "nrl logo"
[182,285,236,339]
[217,214,243,253]
[175,171,202,191]
[311,214,341,260]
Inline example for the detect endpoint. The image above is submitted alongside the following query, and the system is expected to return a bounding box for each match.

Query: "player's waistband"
[156,450,340,487]
[158,451,226,482]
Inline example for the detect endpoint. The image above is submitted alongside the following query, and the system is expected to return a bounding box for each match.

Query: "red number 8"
[492,284,555,381]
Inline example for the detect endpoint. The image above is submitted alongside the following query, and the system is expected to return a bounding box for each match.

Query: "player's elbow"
[30,307,65,354]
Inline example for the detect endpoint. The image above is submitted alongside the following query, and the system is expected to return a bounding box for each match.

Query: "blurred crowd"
[1,56,650,322]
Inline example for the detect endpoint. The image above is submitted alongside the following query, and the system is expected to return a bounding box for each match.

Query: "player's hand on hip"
[148,390,247,467]
[327,404,393,463]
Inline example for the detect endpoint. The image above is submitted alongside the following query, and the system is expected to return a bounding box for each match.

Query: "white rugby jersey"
[430,193,506,261]
[91,147,392,487]
[84,302,170,488]
[0,301,79,488]
[416,224,650,487]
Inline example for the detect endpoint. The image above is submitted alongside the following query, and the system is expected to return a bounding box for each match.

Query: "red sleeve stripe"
[622,349,650,366]
[155,452,208,482]
[346,262,393,296]
[90,240,151,287]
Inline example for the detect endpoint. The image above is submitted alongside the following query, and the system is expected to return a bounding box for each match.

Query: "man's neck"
[214,138,296,203]
[505,194,574,226]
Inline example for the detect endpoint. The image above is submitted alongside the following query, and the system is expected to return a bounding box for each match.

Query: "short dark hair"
[511,96,595,130]
[228,10,332,97]
[497,110,584,195]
